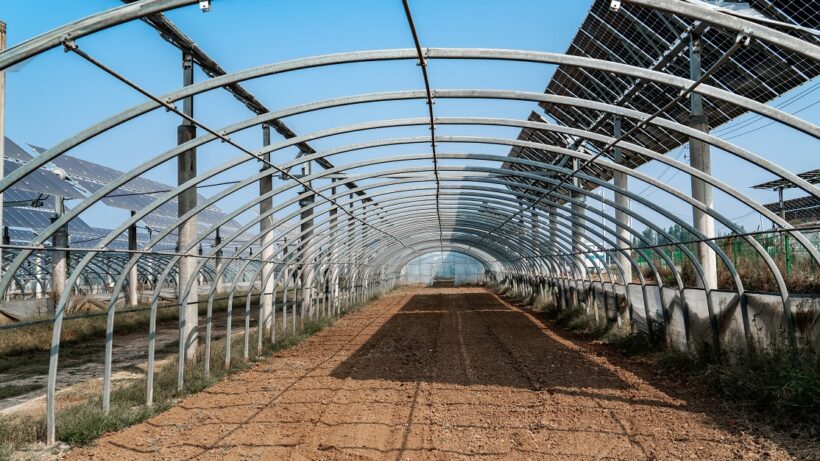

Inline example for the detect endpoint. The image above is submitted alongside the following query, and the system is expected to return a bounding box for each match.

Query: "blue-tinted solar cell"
[5,139,84,199]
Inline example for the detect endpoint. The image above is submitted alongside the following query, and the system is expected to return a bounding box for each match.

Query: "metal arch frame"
[3,88,816,297]
[5,109,813,310]
[33,130,800,420]
[1,86,816,312]
[1,1,817,445]
[143,150,756,339]
[2,49,818,197]
[393,248,494,277]
[363,186,676,299]
[162,164,712,330]
[56,144,776,378]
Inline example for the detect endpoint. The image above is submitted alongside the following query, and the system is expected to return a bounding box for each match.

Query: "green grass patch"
[658,345,820,430]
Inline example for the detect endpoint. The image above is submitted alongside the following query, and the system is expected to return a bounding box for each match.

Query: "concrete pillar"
[612,116,632,284]
[259,124,273,332]
[177,51,198,360]
[128,211,138,306]
[213,227,223,293]
[35,253,43,300]
[329,179,338,308]
[347,194,355,305]
[51,196,67,312]
[299,162,315,315]
[689,33,717,290]
[570,157,587,281]
[531,210,539,260]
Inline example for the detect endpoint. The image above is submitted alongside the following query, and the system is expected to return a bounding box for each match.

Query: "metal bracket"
[416,47,430,67]
[736,29,752,46]
[609,0,622,12]
[61,37,77,53]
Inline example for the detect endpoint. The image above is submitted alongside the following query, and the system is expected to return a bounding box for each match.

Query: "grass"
[0,291,378,458]
[657,344,820,431]
[493,284,820,433]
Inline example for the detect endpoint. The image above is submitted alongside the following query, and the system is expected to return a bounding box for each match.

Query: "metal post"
[259,124,273,335]
[177,50,198,362]
[613,115,632,286]
[299,162,315,317]
[570,157,586,308]
[689,32,718,290]
[127,211,138,306]
[213,227,223,293]
[51,196,67,313]
[329,178,338,312]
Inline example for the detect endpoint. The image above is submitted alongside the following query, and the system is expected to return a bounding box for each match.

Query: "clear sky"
[0,0,817,242]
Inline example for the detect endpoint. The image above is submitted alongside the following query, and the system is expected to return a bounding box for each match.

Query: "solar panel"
[27,144,245,235]
[763,195,820,222]
[752,169,820,190]
[506,0,819,200]
[3,138,84,199]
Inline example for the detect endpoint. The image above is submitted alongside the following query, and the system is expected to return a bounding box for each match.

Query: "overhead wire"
[401,0,444,251]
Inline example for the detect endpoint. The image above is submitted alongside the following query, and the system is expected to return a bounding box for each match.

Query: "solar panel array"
[27,144,244,236]
[752,169,820,190]
[506,0,819,200]
[4,138,83,199]
[4,137,249,252]
[764,195,820,222]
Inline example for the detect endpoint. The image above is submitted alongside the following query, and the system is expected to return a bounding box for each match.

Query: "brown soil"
[66,287,799,460]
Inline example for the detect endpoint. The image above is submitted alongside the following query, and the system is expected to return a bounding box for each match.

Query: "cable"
[401,0,444,250]
[60,39,414,254]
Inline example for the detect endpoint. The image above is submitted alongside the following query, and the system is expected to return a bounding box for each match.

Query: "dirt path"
[67,287,796,460]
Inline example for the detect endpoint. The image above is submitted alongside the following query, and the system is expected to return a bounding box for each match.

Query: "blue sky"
[1,0,817,242]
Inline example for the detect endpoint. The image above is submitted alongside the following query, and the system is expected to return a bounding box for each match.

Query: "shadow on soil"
[331,292,630,391]
[505,295,819,460]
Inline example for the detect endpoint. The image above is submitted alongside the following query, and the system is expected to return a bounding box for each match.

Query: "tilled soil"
[67,287,796,460]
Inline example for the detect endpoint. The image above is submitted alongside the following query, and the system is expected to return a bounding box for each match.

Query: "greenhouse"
[0,1,817,458]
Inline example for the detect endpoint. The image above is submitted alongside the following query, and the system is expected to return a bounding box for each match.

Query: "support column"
[347,194,355,307]
[50,196,67,313]
[213,227,223,293]
[570,157,586,279]
[127,211,138,306]
[613,115,632,285]
[259,124,273,332]
[689,32,717,290]
[177,51,198,360]
[531,210,539,259]
[329,178,338,309]
[548,205,558,251]
[299,162,315,315]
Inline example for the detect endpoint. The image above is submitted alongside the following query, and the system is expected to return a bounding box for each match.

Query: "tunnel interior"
[0,0,817,448]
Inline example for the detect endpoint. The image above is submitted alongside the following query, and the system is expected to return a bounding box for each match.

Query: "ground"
[65,287,799,460]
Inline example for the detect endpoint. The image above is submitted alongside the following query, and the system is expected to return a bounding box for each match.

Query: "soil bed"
[67,287,805,460]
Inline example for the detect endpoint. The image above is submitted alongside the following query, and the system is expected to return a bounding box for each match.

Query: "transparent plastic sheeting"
[400,251,485,286]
